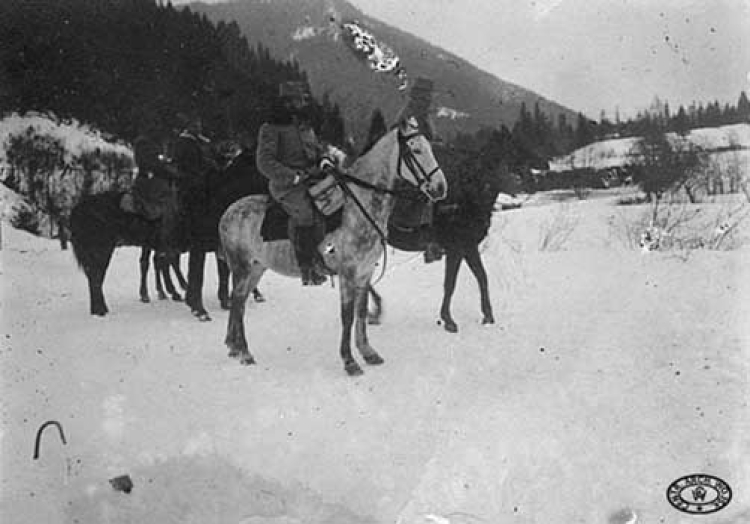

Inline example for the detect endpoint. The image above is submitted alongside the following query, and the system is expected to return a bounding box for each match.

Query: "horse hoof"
[140,296,150,303]
[253,294,266,303]
[367,315,381,325]
[220,301,231,310]
[345,361,364,376]
[158,293,168,301]
[439,318,458,333]
[482,316,495,325]
[171,294,183,302]
[192,310,211,322]
[240,355,256,366]
[364,353,384,365]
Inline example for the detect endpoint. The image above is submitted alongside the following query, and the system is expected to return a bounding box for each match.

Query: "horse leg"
[139,247,151,303]
[216,256,231,310]
[252,287,266,303]
[439,250,463,333]
[355,285,384,365]
[161,253,182,301]
[186,248,210,321]
[464,245,494,325]
[339,277,363,376]
[366,284,383,325]
[225,261,265,365]
[88,247,114,316]
[154,252,168,300]
[172,254,188,291]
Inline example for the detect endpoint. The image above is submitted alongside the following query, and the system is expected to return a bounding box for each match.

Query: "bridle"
[328,128,442,284]
[396,131,442,196]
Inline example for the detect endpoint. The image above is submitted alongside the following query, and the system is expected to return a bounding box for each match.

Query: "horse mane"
[349,127,397,176]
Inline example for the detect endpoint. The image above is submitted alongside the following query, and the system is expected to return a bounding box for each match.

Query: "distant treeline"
[468,92,750,167]
[583,93,750,145]
[0,0,346,145]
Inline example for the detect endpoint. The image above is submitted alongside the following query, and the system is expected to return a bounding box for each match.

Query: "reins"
[328,130,436,285]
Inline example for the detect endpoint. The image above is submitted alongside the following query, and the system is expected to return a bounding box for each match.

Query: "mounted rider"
[256,80,331,286]
[127,132,180,256]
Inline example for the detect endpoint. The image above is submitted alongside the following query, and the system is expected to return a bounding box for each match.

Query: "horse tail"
[69,201,94,272]
[69,192,122,272]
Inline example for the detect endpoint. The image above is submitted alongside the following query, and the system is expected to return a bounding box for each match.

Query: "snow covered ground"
[2,192,749,523]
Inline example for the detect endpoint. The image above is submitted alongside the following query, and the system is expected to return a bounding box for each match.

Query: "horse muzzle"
[423,170,447,202]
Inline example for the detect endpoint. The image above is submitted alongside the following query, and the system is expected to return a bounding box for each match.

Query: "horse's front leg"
[154,252,168,300]
[139,247,151,303]
[366,284,383,325]
[464,245,494,324]
[186,248,210,321]
[160,253,182,301]
[172,255,188,290]
[339,277,363,376]
[439,251,462,333]
[355,285,384,365]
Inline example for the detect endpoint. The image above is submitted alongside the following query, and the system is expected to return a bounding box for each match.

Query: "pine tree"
[737,91,750,122]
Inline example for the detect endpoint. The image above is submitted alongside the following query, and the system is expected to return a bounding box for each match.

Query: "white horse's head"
[394,116,447,202]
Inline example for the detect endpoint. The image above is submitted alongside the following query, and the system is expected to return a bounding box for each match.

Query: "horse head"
[395,116,447,202]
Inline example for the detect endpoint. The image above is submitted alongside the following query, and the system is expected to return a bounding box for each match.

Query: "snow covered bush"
[1,114,134,239]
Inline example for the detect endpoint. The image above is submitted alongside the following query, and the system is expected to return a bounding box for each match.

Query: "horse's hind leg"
[139,248,151,303]
[225,261,265,365]
[465,246,494,325]
[355,285,384,366]
[88,247,114,316]
[366,284,383,325]
[439,251,462,333]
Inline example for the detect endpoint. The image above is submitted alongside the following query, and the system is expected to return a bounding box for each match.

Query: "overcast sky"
[181,0,750,118]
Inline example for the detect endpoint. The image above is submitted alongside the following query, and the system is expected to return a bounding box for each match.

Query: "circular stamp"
[667,474,732,514]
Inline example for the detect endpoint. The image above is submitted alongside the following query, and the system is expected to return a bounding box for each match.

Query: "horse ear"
[397,115,419,135]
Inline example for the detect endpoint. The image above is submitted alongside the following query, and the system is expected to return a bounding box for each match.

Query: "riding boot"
[292,226,327,286]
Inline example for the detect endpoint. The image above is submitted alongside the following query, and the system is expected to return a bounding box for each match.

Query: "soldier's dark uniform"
[131,134,179,253]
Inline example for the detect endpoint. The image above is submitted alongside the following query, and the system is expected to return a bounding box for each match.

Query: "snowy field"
[2,192,750,524]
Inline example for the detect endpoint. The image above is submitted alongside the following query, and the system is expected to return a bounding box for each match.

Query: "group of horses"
[69,114,502,375]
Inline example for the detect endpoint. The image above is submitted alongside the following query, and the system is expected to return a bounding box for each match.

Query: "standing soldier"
[172,114,218,188]
[130,132,180,257]
[255,80,330,286]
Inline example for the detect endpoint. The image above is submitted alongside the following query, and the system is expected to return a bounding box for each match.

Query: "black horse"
[70,148,267,318]
[139,247,187,303]
[368,170,502,333]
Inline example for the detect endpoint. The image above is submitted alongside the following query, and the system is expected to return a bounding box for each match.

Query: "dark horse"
[138,247,187,303]
[369,169,502,333]
[70,149,267,318]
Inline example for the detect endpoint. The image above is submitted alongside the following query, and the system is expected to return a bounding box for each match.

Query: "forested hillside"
[0,0,345,144]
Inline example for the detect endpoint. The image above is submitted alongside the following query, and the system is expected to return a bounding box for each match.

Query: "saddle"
[260,198,343,242]
[386,194,434,252]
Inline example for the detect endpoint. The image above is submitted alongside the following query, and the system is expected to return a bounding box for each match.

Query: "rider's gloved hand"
[292,170,308,185]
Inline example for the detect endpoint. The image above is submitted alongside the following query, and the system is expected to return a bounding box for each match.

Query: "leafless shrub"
[538,204,580,251]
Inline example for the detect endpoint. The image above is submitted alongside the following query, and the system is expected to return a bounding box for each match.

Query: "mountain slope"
[190,0,579,145]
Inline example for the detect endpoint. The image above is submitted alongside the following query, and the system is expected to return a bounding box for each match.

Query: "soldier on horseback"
[255,80,330,286]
